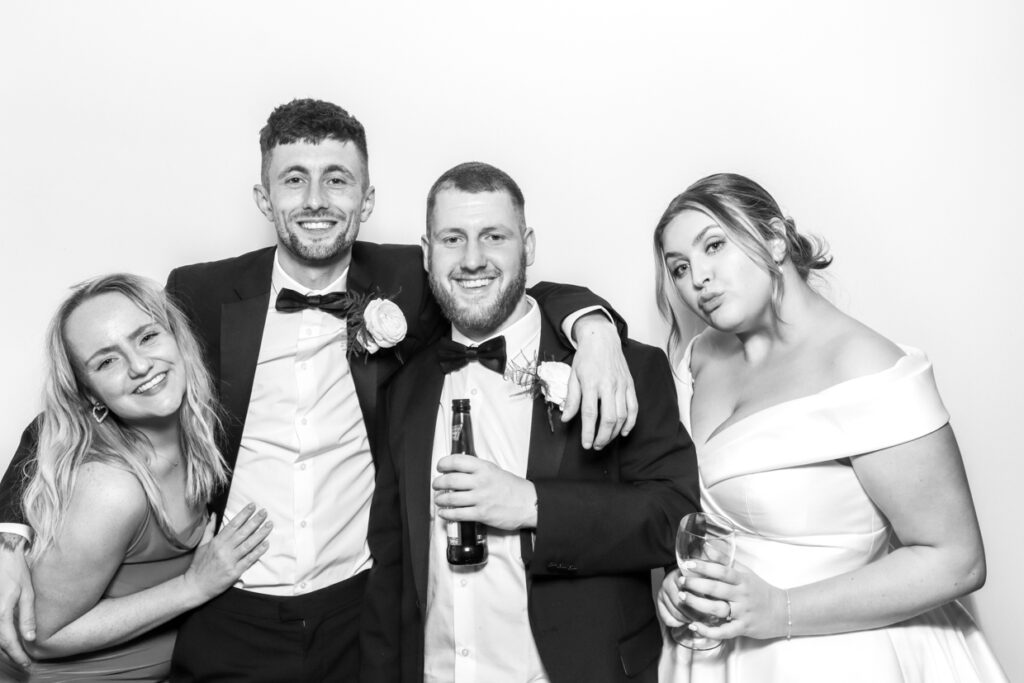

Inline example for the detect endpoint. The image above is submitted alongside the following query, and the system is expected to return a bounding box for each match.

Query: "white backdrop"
[2,1,1021,678]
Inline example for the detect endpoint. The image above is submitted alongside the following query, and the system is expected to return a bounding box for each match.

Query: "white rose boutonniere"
[346,292,408,360]
[506,355,572,432]
[536,361,571,410]
[357,298,408,354]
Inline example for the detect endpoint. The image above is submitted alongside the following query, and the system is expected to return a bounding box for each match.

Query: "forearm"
[30,574,205,659]
[532,479,694,575]
[787,543,985,638]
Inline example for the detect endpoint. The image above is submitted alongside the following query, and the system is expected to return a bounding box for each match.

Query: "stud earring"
[91,402,109,424]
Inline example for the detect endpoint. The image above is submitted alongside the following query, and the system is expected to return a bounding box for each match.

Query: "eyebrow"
[663,224,722,259]
[691,224,721,246]
[276,164,356,181]
[84,323,156,365]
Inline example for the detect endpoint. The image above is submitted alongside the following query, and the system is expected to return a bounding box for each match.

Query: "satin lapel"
[521,314,574,564]
[399,347,446,606]
[219,257,274,472]
[344,255,383,451]
[525,316,574,481]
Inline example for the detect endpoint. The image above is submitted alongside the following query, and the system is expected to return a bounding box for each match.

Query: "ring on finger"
[725,601,733,621]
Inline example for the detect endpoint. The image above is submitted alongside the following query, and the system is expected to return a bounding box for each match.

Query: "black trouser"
[170,571,368,683]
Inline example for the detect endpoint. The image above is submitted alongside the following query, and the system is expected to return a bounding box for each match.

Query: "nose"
[689,257,712,288]
[460,238,486,271]
[125,348,154,378]
[304,181,325,211]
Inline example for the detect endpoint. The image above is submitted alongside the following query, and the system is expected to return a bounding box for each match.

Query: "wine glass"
[670,511,736,650]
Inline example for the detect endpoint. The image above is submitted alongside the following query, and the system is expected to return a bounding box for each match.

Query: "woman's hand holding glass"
[674,557,790,643]
[662,512,736,650]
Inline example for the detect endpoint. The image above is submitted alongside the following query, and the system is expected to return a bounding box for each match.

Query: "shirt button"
[299,582,307,590]
[460,648,469,657]
[470,388,478,396]
[300,418,308,426]
[299,463,307,471]
[299,362,307,370]
[300,520,307,528]
[460,579,468,587]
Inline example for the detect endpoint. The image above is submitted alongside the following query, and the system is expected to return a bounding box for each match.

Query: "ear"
[421,233,431,273]
[768,218,788,265]
[253,184,274,222]
[360,185,376,223]
[523,227,536,267]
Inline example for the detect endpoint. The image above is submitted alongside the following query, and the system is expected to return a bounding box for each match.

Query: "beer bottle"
[446,399,488,565]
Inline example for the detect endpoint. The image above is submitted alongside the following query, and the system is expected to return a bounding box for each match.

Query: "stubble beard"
[429,252,528,339]
[276,211,357,265]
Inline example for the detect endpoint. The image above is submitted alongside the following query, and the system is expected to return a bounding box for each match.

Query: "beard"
[275,210,357,264]
[429,252,528,339]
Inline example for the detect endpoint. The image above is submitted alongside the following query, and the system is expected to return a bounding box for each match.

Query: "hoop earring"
[91,402,109,424]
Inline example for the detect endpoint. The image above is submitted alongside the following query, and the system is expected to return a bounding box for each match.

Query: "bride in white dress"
[652,173,1006,682]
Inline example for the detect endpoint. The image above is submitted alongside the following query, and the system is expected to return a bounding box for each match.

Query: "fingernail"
[683,560,696,569]
[688,623,699,632]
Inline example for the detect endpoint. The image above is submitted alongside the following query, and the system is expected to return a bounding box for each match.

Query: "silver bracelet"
[785,590,792,640]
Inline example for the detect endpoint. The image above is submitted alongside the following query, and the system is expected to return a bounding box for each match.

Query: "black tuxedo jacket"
[366,306,699,683]
[0,244,620,525]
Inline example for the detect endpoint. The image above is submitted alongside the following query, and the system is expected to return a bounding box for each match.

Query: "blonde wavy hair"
[22,274,227,559]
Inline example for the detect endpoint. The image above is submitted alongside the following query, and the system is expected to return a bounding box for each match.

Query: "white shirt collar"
[271,248,349,297]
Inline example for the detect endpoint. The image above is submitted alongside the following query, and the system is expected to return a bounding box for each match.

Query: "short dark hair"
[259,99,369,187]
[425,162,526,233]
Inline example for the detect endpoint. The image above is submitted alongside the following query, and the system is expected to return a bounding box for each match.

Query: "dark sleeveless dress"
[2,507,204,682]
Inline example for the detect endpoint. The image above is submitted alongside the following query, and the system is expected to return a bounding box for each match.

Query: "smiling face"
[660,209,776,334]
[423,189,535,340]
[64,292,187,428]
[254,138,376,276]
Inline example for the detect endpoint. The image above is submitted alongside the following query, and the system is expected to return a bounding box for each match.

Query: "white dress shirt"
[424,297,549,683]
[223,251,374,595]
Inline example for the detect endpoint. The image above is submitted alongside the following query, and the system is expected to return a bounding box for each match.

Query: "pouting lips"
[698,293,723,314]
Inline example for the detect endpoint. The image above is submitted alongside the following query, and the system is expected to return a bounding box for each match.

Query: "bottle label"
[452,423,463,443]
[447,521,461,544]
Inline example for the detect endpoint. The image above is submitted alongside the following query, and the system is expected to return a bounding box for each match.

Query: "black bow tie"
[275,288,357,317]
[437,337,507,375]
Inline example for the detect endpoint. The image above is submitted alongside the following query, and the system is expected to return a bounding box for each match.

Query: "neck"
[735,273,829,364]
[455,295,530,343]
[277,247,352,291]
[135,416,181,455]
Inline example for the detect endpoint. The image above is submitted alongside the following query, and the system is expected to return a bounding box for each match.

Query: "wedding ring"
[725,601,733,621]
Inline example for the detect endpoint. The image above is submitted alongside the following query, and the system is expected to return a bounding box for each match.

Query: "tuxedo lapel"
[344,254,388,453]
[396,348,446,606]
[525,316,574,481]
[218,254,274,471]
[521,314,574,564]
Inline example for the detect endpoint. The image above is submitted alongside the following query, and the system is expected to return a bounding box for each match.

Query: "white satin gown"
[659,339,1007,683]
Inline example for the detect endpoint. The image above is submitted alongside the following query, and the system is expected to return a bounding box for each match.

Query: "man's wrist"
[0,533,27,553]
[564,307,613,345]
[521,481,539,529]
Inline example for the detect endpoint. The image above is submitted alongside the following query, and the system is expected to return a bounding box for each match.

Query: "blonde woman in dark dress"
[2,274,270,682]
